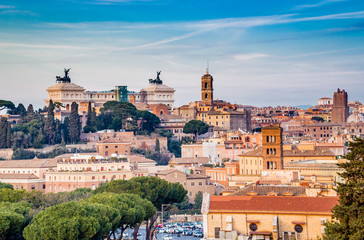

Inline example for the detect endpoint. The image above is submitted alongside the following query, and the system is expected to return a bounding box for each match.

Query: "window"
[191,182,195,186]
[294,225,303,233]
[199,182,202,186]
[249,223,258,231]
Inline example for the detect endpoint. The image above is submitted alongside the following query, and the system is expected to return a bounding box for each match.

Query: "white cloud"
[294,0,347,10]
[0,5,14,9]
[233,53,269,61]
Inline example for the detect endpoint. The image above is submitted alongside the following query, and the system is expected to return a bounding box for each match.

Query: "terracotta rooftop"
[128,155,157,164]
[0,173,39,180]
[0,159,57,169]
[208,195,338,214]
[98,138,131,144]
[239,145,335,157]
[156,169,180,176]
[230,185,307,196]
[170,157,210,165]
[187,174,210,179]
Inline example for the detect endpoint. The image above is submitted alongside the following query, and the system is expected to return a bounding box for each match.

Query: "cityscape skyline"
[1,0,364,108]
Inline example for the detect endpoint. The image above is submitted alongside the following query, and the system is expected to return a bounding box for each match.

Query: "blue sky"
[0,0,364,108]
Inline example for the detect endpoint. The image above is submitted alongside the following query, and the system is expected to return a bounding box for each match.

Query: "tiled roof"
[170,157,210,165]
[230,185,306,196]
[284,146,335,157]
[187,174,210,179]
[0,173,39,179]
[156,169,180,175]
[128,155,157,164]
[98,138,131,144]
[239,145,335,157]
[239,147,263,157]
[0,159,57,169]
[209,195,338,214]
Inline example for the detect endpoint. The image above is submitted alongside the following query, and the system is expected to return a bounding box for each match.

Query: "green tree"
[69,102,81,143]
[84,102,97,133]
[62,117,71,144]
[0,100,15,112]
[95,177,187,240]
[26,105,34,116]
[85,192,156,239]
[44,100,56,145]
[155,138,160,153]
[23,201,119,240]
[183,120,209,141]
[0,182,13,190]
[15,104,27,117]
[6,122,11,148]
[0,118,8,149]
[324,138,364,240]
[194,191,203,210]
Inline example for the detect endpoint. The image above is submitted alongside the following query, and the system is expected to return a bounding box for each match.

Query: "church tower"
[201,69,213,106]
[331,88,349,123]
[262,125,283,170]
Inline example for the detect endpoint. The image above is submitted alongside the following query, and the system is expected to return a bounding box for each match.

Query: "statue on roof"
[56,68,71,83]
[149,71,163,85]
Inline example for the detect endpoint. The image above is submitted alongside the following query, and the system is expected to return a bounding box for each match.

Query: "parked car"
[163,235,173,240]
[193,230,203,238]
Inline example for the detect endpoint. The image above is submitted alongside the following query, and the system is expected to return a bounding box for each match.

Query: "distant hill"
[294,105,312,110]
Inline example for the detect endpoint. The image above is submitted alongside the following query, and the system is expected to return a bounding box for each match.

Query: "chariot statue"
[56,68,71,83]
[149,71,163,85]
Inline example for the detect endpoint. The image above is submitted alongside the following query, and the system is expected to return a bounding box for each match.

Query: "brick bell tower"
[201,69,213,106]
[262,125,283,170]
[331,88,349,123]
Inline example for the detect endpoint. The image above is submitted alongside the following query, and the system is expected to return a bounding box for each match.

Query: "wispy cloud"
[294,0,347,10]
[0,5,15,9]
[90,0,153,5]
[0,10,37,16]
[233,53,269,61]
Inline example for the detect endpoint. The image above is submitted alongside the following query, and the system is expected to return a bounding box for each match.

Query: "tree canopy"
[0,100,15,111]
[324,137,364,240]
[23,201,119,240]
[183,120,209,141]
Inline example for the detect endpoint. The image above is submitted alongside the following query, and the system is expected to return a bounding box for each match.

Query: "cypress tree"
[6,122,11,148]
[155,138,160,153]
[62,117,71,144]
[69,102,81,143]
[91,108,97,127]
[0,118,7,148]
[44,100,56,145]
[27,104,34,115]
[86,102,92,127]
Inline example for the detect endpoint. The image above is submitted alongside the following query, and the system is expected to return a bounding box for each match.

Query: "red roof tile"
[209,195,338,214]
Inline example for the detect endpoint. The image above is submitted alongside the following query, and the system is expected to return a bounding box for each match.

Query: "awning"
[291,221,306,225]
[247,220,260,223]
[250,231,272,235]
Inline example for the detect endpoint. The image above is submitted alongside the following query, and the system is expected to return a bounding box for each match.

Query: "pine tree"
[27,104,34,116]
[6,122,11,148]
[69,102,81,143]
[0,118,7,148]
[324,138,364,240]
[44,100,56,145]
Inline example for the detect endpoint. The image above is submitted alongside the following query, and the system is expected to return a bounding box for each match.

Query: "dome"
[347,112,364,123]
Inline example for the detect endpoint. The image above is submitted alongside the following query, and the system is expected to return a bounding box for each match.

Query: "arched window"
[266,136,270,142]
[267,161,270,169]
[205,82,208,89]
[205,93,208,100]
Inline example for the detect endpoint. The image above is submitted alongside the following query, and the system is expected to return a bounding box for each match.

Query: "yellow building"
[202,194,338,240]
